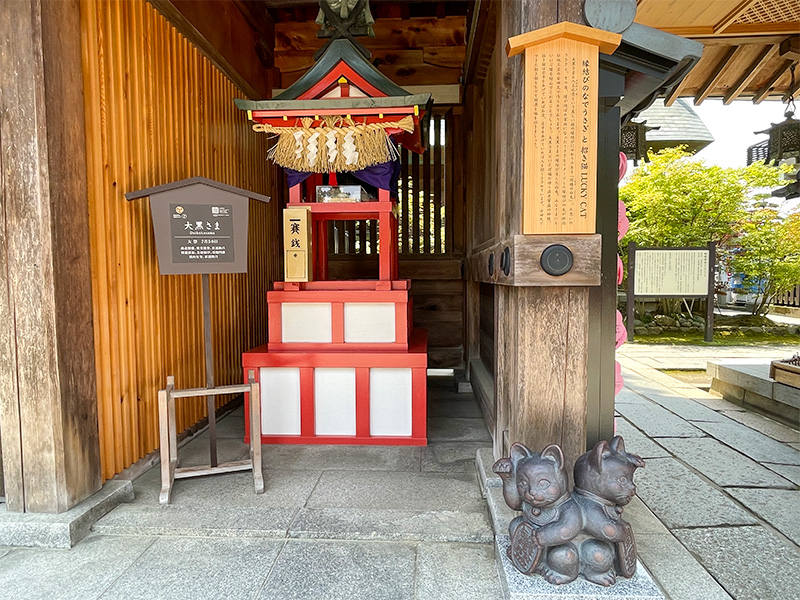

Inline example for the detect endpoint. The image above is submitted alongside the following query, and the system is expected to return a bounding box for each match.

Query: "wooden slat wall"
[81,0,282,480]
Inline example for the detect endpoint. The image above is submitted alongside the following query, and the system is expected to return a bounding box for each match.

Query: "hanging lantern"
[620,120,659,166]
[754,64,799,166]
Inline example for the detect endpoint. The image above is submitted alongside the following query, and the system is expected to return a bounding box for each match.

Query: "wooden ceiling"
[634,0,799,105]
[264,1,469,90]
[253,0,799,104]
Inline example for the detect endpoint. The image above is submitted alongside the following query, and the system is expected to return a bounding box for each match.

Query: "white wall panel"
[260,367,301,435]
[370,368,412,436]
[314,368,356,436]
[344,303,395,343]
[282,303,332,343]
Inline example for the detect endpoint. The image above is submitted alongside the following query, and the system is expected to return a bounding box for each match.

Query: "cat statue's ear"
[510,442,533,465]
[590,440,611,472]
[541,444,565,470]
[610,435,645,468]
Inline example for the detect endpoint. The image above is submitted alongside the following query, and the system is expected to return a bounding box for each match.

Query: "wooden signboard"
[283,206,313,282]
[507,23,621,235]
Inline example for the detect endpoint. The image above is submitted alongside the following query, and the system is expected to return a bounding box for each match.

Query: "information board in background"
[633,249,710,296]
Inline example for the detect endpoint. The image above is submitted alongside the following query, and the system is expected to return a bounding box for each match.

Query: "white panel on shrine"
[314,368,356,436]
[282,303,332,343]
[344,303,396,343]
[370,368,412,436]
[259,367,301,435]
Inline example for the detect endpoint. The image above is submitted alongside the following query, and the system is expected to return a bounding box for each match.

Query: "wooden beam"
[753,59,794,103]
[780,37,800,61]
[714,0,759,34]
[463,0,494,85]
[723,44,779,104]
[661,23,800,38]
[694,46,739,105]
[664,58,697,106]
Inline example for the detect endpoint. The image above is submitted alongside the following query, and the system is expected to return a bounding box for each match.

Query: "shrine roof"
[234,39,432,113]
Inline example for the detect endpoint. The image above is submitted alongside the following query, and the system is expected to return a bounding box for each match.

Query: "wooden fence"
[775,285,800,307]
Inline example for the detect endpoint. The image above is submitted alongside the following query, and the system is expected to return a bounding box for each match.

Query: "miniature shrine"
[235,34,432,446]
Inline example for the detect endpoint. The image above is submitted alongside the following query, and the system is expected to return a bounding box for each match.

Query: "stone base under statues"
[495,535,665,600]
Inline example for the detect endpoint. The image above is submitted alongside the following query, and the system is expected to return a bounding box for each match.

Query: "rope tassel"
[254,115,413,173]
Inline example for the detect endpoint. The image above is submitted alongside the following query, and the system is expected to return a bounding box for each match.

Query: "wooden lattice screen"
[775,284,800,307]
[328,111,452,257]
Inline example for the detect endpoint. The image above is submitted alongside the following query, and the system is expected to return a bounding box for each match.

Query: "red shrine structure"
[236,39,432,446]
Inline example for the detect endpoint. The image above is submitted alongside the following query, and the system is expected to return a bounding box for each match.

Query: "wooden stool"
[158,369,264,505]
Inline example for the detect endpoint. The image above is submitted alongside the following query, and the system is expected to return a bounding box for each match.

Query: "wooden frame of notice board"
[626,242,716,343]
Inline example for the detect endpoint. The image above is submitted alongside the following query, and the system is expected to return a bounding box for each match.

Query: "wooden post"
[507,20,620,470]
[0,0,101,512]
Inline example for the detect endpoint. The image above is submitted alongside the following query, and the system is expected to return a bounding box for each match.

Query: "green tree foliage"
[620,147,781,248]
[729,209,800,315]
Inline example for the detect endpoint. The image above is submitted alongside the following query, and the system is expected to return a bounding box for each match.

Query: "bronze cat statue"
[493,443,583,584]
[573,436,645,586]
[493,436,645,587]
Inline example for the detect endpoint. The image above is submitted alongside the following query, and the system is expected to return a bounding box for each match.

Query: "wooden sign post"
[507,23,621,235]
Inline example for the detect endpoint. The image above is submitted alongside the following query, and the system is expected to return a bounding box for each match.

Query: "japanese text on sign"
[170,203,234,263]
[634,250,710,296]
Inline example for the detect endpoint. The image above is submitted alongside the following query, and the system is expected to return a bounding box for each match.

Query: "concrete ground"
[1,343,799,599]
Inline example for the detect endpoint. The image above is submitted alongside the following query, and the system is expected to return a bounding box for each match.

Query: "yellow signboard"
[507,23,621,235]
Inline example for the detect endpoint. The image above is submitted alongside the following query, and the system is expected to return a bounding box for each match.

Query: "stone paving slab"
[614,418,671,459]
[623,497,670,535]
[129,467,320,508]
[427,417,493,442]
[614,402,705,438]
[675,526,800,600]
[634,533,733,600]
[257,539,417,600]
[614,388,651,404]
[676,389,745,412]
[422,442,492,473]
[288,507,493,544]
[260,444,423,472]
[306,470,486,512]
[634,458,758,528]
[176,436,249,468]
[427,398,484,418]
[0,534,155,600]
[656,437,795,488]
[416,542,501,600]
[0,547,11,560]
[101,536,284,600]
[693,421,800,465]
[495,536,664,600]
[727,488,800,546]
[92,505,297,538]
[719,410,800,443]
[638,390,728,423]
[764,463,800,486]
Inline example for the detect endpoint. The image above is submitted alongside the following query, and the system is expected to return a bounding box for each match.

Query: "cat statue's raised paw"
[492,443,583,584]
